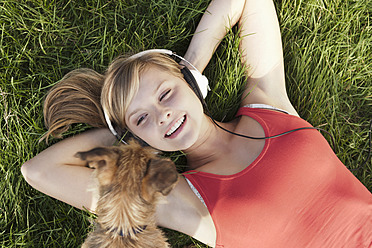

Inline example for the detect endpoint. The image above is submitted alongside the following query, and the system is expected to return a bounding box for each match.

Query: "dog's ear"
[141,158,179,202]
[75,147,120,186]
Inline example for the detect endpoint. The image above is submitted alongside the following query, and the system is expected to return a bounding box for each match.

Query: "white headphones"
[128,49,210,97]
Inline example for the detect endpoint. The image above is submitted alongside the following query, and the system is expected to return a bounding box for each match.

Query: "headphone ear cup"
[189,69,209,99]
[181,67,205,102]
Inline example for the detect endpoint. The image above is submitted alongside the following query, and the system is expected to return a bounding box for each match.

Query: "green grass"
[0,0,371,247]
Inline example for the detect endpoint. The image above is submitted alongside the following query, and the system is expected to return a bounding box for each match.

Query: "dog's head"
[75,140,179,203]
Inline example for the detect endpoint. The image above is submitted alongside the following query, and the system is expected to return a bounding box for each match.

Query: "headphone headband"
[129,49,200,72]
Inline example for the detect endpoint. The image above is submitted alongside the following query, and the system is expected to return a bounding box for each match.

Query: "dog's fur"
[75,140,179,248]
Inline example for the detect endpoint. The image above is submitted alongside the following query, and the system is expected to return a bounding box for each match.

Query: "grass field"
[0,0,371,247]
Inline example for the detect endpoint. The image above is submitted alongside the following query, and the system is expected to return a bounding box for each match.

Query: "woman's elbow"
[21,160,44,188]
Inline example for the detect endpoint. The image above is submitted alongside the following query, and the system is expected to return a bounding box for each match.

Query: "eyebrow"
[127,80,166,121]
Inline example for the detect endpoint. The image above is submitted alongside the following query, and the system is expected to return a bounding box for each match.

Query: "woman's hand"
[184,0,245,73]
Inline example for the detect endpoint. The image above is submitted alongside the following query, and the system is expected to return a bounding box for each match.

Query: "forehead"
[137,66,168,97]
[125,67,169,116]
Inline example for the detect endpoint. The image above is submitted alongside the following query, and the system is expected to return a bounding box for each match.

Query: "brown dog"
[75,140,179,248]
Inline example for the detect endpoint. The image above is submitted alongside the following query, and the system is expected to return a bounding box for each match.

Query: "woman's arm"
[21,129,216,245]
[238,0,297,114]
[184,0,245,72]
[185,0,298,115]
[21,128,116,211]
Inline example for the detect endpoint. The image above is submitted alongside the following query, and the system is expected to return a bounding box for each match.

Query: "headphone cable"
[210,113,371,174]
[209,117,336,150]
[202,96,337,149]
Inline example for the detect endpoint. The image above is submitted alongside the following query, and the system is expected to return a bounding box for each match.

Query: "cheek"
[128,125,153,142]
[187,92,204,117]
[175,86,203,111]
[127,122,165,149]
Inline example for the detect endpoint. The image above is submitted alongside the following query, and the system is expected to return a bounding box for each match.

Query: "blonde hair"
[101,52,183,132]
[41,52,183,143]
[41,68,106,143]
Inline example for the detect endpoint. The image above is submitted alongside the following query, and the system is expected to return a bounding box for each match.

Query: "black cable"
[210,109,371,175]
[202,96,337,150]
[210,117,336,151]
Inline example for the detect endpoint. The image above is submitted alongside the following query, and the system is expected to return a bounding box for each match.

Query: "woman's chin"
[156,135,198,152]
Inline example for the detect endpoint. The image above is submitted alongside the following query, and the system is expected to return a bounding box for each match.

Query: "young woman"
[21,0,371,247]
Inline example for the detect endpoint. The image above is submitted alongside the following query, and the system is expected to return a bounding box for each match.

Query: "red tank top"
[183,107,372,248]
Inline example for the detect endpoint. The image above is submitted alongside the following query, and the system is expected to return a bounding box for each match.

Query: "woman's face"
[125,66,205,151]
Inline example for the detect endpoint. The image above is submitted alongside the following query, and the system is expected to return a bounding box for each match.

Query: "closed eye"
[159,89,171,102]
[137,114,147,126]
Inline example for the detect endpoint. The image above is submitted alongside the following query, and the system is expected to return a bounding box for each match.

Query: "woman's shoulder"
[235,104,305,131]
[240,92,299,117]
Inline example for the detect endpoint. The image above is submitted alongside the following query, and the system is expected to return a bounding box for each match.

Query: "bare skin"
[21,0,298,247]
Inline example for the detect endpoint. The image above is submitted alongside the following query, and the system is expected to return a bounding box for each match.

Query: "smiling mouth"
[165,115,186,138]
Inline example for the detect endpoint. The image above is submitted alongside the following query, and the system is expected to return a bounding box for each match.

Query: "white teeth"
[166,116,185,136]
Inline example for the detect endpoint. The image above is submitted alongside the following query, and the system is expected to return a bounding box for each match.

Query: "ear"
[75,147,120,186]
[141,158,179,202]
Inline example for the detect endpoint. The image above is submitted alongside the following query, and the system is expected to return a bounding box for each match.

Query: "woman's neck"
[183,116,238,170]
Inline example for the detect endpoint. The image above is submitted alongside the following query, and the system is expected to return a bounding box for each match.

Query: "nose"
[158,108,172,125]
